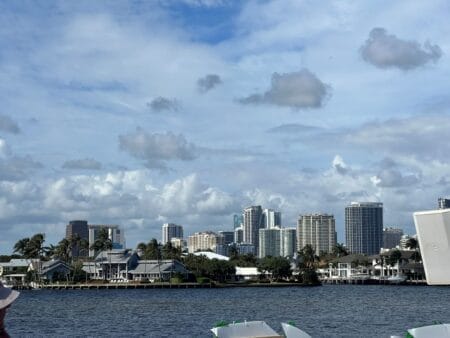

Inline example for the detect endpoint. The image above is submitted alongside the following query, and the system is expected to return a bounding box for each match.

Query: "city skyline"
[1,2,450,254]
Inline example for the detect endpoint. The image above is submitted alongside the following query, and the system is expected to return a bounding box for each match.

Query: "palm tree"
[332,243,349,258]
[406,238,418,251]
[13,237,31,257]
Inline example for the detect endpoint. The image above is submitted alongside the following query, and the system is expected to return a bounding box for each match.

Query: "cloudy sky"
[1,0,449,253]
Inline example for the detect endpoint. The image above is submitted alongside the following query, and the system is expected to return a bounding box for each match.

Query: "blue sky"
[1,0,450,253]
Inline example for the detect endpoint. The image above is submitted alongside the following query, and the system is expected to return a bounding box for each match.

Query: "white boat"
[211,321,311,338]
[391,323,450,338]
[413,209,450,285]
[387,275,407,284]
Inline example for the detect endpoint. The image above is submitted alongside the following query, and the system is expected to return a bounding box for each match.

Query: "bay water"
[5,284,450,337]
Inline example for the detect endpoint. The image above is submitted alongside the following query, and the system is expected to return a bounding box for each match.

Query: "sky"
[1,0,450,254]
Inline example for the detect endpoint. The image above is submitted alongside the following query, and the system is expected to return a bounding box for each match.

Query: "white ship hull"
[413,209,450,285]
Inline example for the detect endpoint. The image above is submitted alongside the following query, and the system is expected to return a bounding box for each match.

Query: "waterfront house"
[82,249,190,282]
[0,259,35,285]
[82,249,139,281]
[128,260,189,282]
[37,259,72,283]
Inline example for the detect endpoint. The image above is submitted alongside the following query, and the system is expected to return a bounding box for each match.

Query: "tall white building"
[262,209,282,228]
[162,223,183,245]
[280,227,297,258]
[243,206,263,254]
[88,224,125,257]
[188,231,224,253]
[258,227,281,258]
[297,214,336,254]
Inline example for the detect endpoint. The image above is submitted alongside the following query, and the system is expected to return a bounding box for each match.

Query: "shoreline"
[13,279,427,290]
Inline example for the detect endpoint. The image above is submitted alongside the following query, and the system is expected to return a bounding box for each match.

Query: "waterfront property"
[82,249,189,282]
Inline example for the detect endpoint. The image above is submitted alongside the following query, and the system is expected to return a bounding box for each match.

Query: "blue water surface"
[5,284,450,337]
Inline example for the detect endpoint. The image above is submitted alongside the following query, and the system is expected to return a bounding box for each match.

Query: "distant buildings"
[345,202,383,255]
[297,214,336,254]
[382,227,403,249]
[258,227,281,258]
[233,214,243,229]
[262,209,281,229]
[89,224,125,257]
[438,198,450,209]
[65,220,89,257]
[162,223,183,245]
[187,231,224,254]
[218,231,234,245]
[243,206,264,254]
[280,227,297,258]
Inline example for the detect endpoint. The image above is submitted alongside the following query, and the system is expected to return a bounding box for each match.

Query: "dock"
[25,282,214,290]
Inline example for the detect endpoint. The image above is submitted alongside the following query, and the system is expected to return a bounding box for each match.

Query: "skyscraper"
[262,209,282,228]
[382,227,403,249]
[297,214,336,254]
[65,220,89,257]
[88,224,125,257]
[280,227,297,258]
[258,227,281,258]
[233,214,243,229]
[243,205,263,254]
[162,223,183,245]
[438,198,450,209]
[345,202,383,255]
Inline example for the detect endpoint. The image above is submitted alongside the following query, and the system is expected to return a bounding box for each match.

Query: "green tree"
[405,238,418,251]
[297,245,320,285]
[137,238,161,260]
[386,249,402,267]
[89,228,113,256]
[161,242,181,260]
[13,233,46,258]
[332,243,349,258]
[258,256,292,282]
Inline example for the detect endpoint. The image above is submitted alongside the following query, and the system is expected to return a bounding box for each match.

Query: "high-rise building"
[88,225,125,257]
[218,231,234,245]
[187,231,224,253]
[438,198,450,209]
[382,227,403,249]
[262,209,282,228]
[234,226,244,244]
[162,223,183,245]
[65,220,89,257]
[233,214,243,229]
[243,206,264,252]
[280,227,297,258]
[297,214,336,254]
[345,202,383,255]
[170,237,186,251]
[258,227,281,258]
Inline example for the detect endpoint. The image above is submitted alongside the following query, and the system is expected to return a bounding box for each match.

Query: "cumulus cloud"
[332,155,349,175]
[119,128,197,169]
[360,28,442,70]
[0,115,20,134]
[239,69,330,109]
[197,74,222,93]
[147,97,179,112]
[371,169,420,188]
[62,158,102,170]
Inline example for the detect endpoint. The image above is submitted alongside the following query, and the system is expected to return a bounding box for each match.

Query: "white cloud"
[239,69,330,109]
[119,129,197,169]
[360,28,442,70]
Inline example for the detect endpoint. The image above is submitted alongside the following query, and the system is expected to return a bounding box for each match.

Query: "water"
[5,284,450,337]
